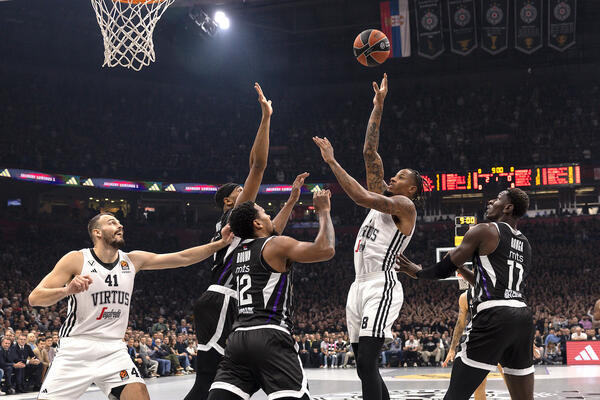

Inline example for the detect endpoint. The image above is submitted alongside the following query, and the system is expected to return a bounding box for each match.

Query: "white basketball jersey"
[353,209,415,276]
[58,249,136,340]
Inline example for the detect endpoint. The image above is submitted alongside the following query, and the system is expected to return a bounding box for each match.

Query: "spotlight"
[214,11,230,30]
[189,7,219,37]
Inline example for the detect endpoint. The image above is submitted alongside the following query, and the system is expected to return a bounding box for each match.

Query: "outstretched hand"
[220,224,235,246]
[373,73,388,107]
[312,136,335,164]
[254,83,273,117]
[395,253,422,279]
[290,172,310,202]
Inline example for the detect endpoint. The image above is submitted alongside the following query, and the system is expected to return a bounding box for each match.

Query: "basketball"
[353,29,390,67]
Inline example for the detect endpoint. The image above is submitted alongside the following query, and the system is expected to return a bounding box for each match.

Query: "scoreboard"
[424,164,580,193]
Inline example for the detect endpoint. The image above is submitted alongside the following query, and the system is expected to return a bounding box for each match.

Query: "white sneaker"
[0,390,5,396]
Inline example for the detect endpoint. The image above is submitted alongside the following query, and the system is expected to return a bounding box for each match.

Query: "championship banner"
[414,0,444,59]
[515,0,543,54]
[548,0,576,51]
[380,0,411,58]
[480,0,508,55]
[447,0,478,55]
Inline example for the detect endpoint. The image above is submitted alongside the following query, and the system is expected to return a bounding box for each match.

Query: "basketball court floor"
[10,365,600,399]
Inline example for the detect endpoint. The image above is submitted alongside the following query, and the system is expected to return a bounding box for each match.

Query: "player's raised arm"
[395,223,498,280]
[263,190,335,271]
[314,136,415,221]
[129,226,234,272]
[29,251,93,307]
[271,172,309,234]
[363,73,389,195]
[235,83,273,207]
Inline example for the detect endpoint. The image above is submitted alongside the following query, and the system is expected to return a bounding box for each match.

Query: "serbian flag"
[380,0,411,57]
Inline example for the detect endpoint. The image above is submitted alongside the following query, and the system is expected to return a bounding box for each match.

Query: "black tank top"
[472,222,532,315]
[230,237,294,331]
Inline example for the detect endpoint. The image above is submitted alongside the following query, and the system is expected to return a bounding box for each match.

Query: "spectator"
[10,334,42,393]
[383,333,403,368]
[571,326,588,341]
[403,334,420,367]
[138,337,159,378]
[542,342,562,365]
[297,335,311,368]
[146,337,171,376]
[0,337,18,394]
[151,317,168,335]
[421,332,442,366]
[33,339,50,381]
[185,339,198,372]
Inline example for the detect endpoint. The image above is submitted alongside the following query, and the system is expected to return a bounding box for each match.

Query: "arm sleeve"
[415,256,458,280]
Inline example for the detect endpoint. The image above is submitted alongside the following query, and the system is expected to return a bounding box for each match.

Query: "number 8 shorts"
[39,336,145,399]
[346,270,404,344]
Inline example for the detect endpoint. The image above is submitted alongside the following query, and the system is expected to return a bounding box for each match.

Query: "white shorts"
[346,270,403,344]
[39,336,145,399]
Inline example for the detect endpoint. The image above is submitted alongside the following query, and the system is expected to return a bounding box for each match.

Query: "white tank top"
[353,209,415,276]
[59,249,136,340]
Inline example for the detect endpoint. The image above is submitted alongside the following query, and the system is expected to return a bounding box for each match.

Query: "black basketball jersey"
[230,237,294,331]
[472,222,531,316]
[210,208,241,289]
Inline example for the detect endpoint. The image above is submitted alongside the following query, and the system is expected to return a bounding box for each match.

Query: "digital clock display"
[455,216,476,225]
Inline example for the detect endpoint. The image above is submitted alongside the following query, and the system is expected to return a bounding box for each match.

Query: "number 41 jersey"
[230,237,293,332]
[472,222,532,316]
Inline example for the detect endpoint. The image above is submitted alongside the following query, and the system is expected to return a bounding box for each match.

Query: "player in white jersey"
[313,74,425,400]
[28,212,233,400]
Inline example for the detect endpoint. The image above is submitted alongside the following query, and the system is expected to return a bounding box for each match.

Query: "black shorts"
[211,327,309,399]
[458,306,534,375]
[193,289,237,354]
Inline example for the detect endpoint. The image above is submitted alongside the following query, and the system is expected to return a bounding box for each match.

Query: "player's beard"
[383,190,394,197]
[104,233,125,249]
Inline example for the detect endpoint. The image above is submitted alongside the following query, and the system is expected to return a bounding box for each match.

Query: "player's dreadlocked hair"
[506,188,530,218]
[229,201,259,239]
[407,168,429,208]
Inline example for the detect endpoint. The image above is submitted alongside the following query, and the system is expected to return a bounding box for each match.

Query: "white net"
[91,0,175,71]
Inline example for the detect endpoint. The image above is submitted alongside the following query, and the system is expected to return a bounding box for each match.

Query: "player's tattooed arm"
[363,73,389,194]
[271,172,309,234]
[235,83,272,207]
[593,299,600,327]
[314,136,414,220]
[443,292,468,367]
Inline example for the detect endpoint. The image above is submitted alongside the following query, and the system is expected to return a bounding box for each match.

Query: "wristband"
[416,256,458,280]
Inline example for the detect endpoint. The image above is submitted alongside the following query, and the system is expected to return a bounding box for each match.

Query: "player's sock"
[356,337,386,400]
[444,357,490,400]
[184,348,223,400]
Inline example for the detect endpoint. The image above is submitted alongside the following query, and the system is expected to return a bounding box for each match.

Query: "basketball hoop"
[91,0,174,71]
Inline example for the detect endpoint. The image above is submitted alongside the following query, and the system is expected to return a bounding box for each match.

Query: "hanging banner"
[380,0,412,58]
[515,0,543,54]
[448,0,478,55]
[414,0,445,59]
[480,0,509,54]
[548,0,576,51]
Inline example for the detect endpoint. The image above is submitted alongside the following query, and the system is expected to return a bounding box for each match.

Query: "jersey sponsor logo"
[119,369,130,381]
[96,307,122,320]
[239,306,254,314]
[91,268,98,273]
[42,389,48,393]
[508,250,524,263]
[510,238,524,252]
[236,250,251,263]
[91,290,130,306]
[235,265,250,274]
[504,289,523,299]
[120,261,130,272]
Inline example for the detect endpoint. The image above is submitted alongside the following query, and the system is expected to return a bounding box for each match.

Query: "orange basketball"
[353,29,390,67]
